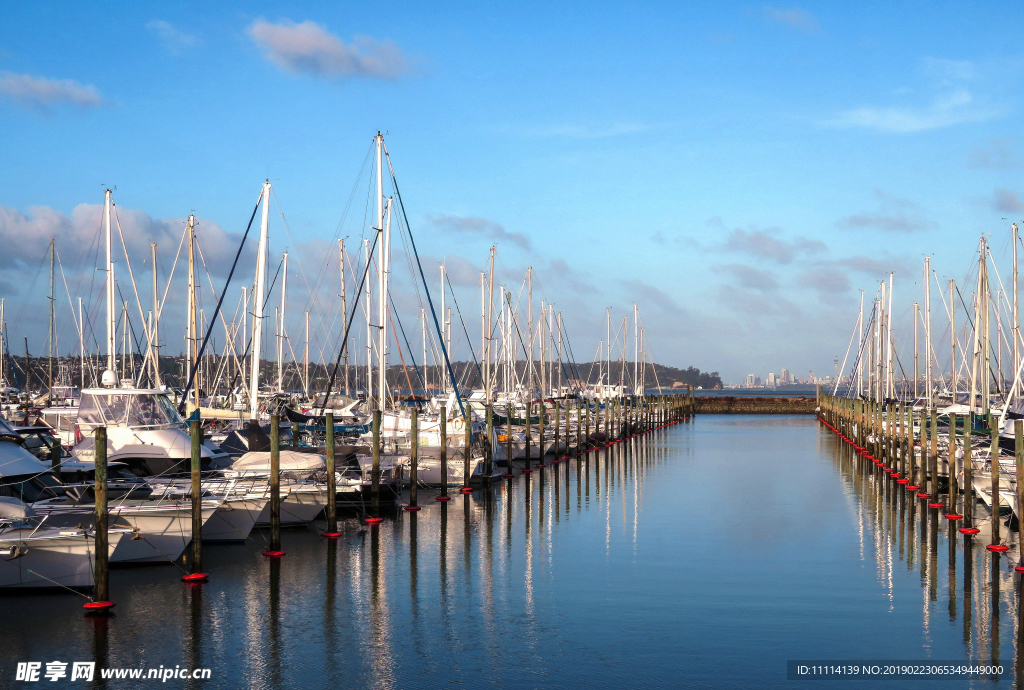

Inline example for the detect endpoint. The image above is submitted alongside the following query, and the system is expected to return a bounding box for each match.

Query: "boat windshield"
[78,392,183,429]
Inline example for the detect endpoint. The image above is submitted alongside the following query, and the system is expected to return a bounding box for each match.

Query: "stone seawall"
[694,396,816,414]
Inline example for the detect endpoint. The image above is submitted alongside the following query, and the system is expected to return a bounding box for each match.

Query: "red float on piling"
[503,473,515,478]
[322,531,342,537]
[944,514,963,520]
[435,496,452,502]
[551,459,561,464]
[262,550,286,557]
[365,517,384,524]
[960,527,980,535]
[897,479,909,484]
[1016,566,1024,572]
[987,544,1010,552]
[460,487,473,493]
[907,486,920,491]
[181,573,208,582]
[404,506,421,511]
[917,494,931,499]
[928,503,945,509]
[536,463,545,468]
[83,601,116,610]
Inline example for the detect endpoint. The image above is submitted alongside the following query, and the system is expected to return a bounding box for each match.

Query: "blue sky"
[1,2,1022,385]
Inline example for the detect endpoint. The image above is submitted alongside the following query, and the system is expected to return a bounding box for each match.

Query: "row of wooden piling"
[817,391,1024,558]
[86,389,697,612]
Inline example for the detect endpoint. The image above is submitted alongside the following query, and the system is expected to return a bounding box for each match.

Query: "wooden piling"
[439,411,448,497]
[410,408,419,507]
[463,409,472,490]
[483,404,492,482]
[553,401,561,462]
[964,425,974,527]
[930,409,938,498]
[524,400,532,473]
[991,420,1001,546]
[505,404,514,478]
[325,412,337,533]
[538,398,545,468]
[584,399,590,452]
[371,409,381,515]
[1016,421,1023,555]
[269,415,281,551]
[93,426,109,605]
[946,414,957,513]
[189,419,203,575]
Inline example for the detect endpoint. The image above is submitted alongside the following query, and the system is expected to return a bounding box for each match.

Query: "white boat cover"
[230,450,326,472]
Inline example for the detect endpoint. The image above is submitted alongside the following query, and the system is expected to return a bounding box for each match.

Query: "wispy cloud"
[968,139,1017,169]
[0,72,102,111]
[248,19,408,80]
[798,267,850,294]
[146,20,198,54]
[825,57,1003,133]
[993,188,1024,213]
[826,89,999,133]
[621,279,684,314]
[762,6,821,34]
[713,264,779,292]
[722,227,825,264]
[428,213,531,250]
[838,190,931,232]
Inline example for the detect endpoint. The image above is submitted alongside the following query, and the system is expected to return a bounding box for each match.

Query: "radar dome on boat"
[101,369,119,388]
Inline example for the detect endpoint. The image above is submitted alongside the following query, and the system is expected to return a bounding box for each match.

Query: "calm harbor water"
[3,414,1022,688]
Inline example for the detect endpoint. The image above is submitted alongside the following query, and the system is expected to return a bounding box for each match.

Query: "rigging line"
[388,310,416,396]
[445,273,483,384]
[384,143,465,418]
[559,319,584,393]
[318,229,380,415]
[502,292,543,395]
[53,249,83,338]
[388,290,425,391]
[115,284,145,360]
[177,189,264,414]
[954,284,1006,398]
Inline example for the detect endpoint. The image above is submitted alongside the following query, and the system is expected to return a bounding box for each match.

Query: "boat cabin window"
[78,392,183,429]
[0,472,66,502]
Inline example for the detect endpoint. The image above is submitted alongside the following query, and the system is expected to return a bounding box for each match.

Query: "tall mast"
[539,299,546,398]
[480,272,486,392]
[528,266,533,399]
[633,304,639,394]
[557,311,563,393]
[486,246,495,403]
[104,189,117,384]
[248,181,271,420]
[151,243,161,388]
[1014,223,1020,382]
[421,307,427,395]
[304,311,309,397]
[277,251,288,392]
[440,263,446,374]
[187,215,199,408]
[605,307,611,398]
[48,238,54,397]
[78,297,84,389]
[0,298,5,385]
[378,198,392,413]
[374,130,383,407]
[364,238,372,404]
[913,302,919,400]
[857,291,863,397]
[339,239,349,396]
[950,280,956,400]
[924,257,931,407]
[886,272,893,400]
[982,237,991,413]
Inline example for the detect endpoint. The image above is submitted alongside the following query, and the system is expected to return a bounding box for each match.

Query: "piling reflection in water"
[825,425,1024,673]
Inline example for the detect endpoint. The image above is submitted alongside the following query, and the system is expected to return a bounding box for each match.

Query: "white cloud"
[248,19,408,80]
[826,89,999,133]
[146,20,198,54]
[428,214,531,251]
[762,7,821,34]
[0,72,102,110]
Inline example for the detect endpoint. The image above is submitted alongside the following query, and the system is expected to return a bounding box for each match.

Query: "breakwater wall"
[694,396,816,414]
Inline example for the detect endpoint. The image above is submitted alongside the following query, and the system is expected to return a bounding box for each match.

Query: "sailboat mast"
[339,239,349,397]
[528,266,533,398]
[304,311,309,397]
[364,238,372,404]
[486,246,495,403]
[151,243,161,388]
[886,272,893,400]
[913,302,919,400]
[481,272,486,392]
[78,297,84,389]
[248,181,271,420]
[1014,223,1020,383]
[378,198,392,413]
[104,189,116,383]
[278,251,288,392]
[48,238,54,396]
[633,304,638,395]
[924,257,932,407]
[187,215,199,408]
[856,291,863,398]
[950,280,956,400]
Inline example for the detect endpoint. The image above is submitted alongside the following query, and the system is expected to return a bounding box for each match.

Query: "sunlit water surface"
[2,415,1022,688]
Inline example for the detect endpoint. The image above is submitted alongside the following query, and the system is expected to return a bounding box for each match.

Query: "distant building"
[754,377,762,387]
[744,374,755,388]
[808,371,815,384]
[766,372,777,388]
[781,368,790,384]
